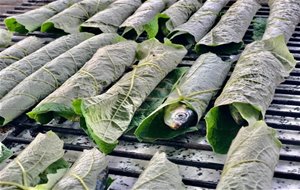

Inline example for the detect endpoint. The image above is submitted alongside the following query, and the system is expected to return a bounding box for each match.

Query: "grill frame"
[0,0,300,189]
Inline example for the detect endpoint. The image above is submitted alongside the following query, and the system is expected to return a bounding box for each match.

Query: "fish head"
[164,103,196,130]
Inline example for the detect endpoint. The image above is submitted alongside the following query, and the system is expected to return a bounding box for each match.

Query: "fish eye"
[175,112,188,120]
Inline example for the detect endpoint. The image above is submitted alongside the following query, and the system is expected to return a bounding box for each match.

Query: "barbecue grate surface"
[0,0,300,189]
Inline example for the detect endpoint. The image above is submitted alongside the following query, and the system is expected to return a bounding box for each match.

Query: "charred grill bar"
[0,0,300,189]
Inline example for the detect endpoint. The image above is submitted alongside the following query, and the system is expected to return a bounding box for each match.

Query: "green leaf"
[135,53,231,141]
[205,35,296,154]
[132,152,185,190]
[252,17,267,41]
[160,0,202,36]
[0,36,46,71]
[195,0,261,54]
[144,13,169,39]
[34,168,68,190]
[75,38,187,154]
[169,0,229,46]
[0,142,12,164]
[4,0,81,33]
[0,33,93,100]
[0,33,121,126]
[52,148,107,190]
[104,177,114,190]
[216,121,281,190]
[41,0,116,34]
[120,0,176,39]
[80,0,142,33]
[28,40,136,124]
[38,158,70,184]
[262,0,300,42]
[0,131,64,189]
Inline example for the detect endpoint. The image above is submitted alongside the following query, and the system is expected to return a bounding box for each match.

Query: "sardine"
[164,103,197,130]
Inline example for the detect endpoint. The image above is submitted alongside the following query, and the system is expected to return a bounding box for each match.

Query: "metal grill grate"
[0,1,300,189]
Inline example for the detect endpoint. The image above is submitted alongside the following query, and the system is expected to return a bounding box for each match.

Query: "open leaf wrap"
[169,0,230,45]
[160,0,202,36]
[120,0,177,39]
[0,37,46,71]
[132,152,185,190]
[74,39,187,154]
[80,0,142,33]
[205,35,296,154]
[4,0,81,33]
[28,40,137,124]
[53,148,107,190]
[41,0,116,34]
[262,0,300,42]
[0,131,64,190]
[0,33,93,100]
[0,29,12,48]
[0,33,120,126]
[216,121,281,190]
[129,67,188,131]
[135,53,231,141]
[195,0,261,54]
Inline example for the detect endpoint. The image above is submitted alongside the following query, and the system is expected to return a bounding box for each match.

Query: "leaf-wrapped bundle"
[120,0,177,39]
[135,53,230,141]
[0,33,121,126]
[41,0,115,34]
[168,0,230,46]
[159,0,202,36]
[74,39,187,154]
[0,36,47,71]
[0,29,12,48]
[262,0,300,42]
[216,121,281,190]
[129,67,188,131]
[195,0,261,54]
[80,0,142,33]
[4,0,81,33]
[0,131,64,190]
[53,148,107,190]
[28,40,137,124]
[205,35,296,154]
[132,152,185,190]
[0,33,93,100]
